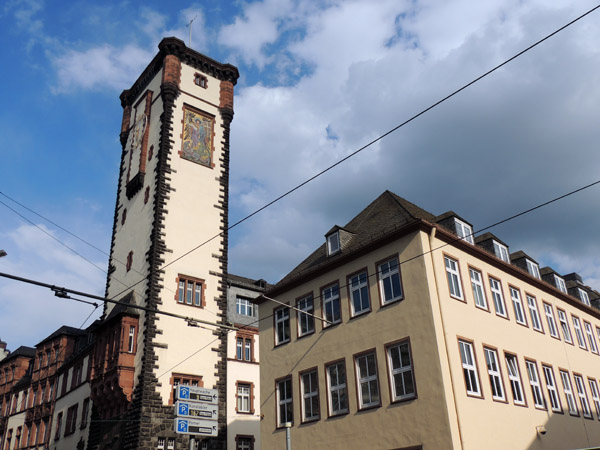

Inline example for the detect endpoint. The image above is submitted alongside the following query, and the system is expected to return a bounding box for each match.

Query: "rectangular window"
[167,438,175,450]
[236,297,254,317]
[526,296,543,332]
[65,404,78,435]
[348,271,370,316]
[488,277,507,317]
[560,370,578,415]
[469,268,487,309]
[557,309,573,344]
[274,307,290,346]
[236,335,253,362]
[81,398,90,428]
[505,354,525,405]
[574,374,592,418]
[579,288,591,306]
[297,294,315,337]
[525,360,545,409]
[386,340,416,402]
[554,275,567,293]
[237,383,251,413]
[128,326,135,353]
[493,240,510,263]
[326,360,348,416]
[300,369,319,422]
[276,378,293,426]
[455,218,474,244]
[572,315,587,349]
[526,259,540,279]
[236,436,253,450]
[327,231,340,255]
[484,347,505,401]
[355,351,380,409]
[445,256,463,300]
[176,275,204,307]
[588,378,600,420]
[584,321,598,354]
[322,284,341,326]
[458,340,481,397]
[509,287,526,325]
[378,258,403,304]
[543,303,559,339]
[542,365,562,412]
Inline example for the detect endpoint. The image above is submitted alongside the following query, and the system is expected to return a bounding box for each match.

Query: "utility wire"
[108,2,600,302]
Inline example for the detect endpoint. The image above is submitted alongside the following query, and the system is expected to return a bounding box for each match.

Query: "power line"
[107,2,600,302]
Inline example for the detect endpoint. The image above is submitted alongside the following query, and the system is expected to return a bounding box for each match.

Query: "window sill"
[274,341,290,348]
[349,310,370,320]
[297,331,315,340]
[380,298,403,309]
[300,417,320,425]
[326,411,348,419]
[323,321,341,330]
[390,395,417,405]
[357,403,381,412]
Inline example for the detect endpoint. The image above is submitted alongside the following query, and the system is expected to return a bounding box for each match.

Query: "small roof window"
[554,275,567,294]
[493,240,510,263]
[454,218,474,244]
[526,259,540,279]
[578,288,591,306]
[327,231,340,256]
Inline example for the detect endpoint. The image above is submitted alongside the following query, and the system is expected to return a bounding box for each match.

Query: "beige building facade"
[257,191,600,450]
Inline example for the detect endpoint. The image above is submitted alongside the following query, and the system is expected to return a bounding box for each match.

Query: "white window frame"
[274,307,290,346]
[297,294,315,337]
[542,365,562,413]
[355,352,380,409]
[458,340,481,397]
[526,259,541,279]
[560,370,578,416]
[128,326,135,353]
[572,315,587,349]
[509,287,527,326]
[454,218,474,244]
[574,374,592,419]
[489,277,507,317]
[588,378,600,420]
[543,303,559,339]
[237,383,251,413]
[579,288,591,306]
[493,240,510,263]
[484,347,505,402]
[505,354,525,405]
[445,256,463,300]
[554,275,567,293]
[326,361,348,416]
[469,268,487,309]
[584,321,599,354]
[277,378,293,426]
[386,341,416,402]
[526,295,543,332]
[236,297,254,317]
[377,258,403,304]
[349,271,370,316]
[300,369,319,422]
[326,231,340,256]
[557,309,573,344]
[525,360,546,409]
[322,284,341,326]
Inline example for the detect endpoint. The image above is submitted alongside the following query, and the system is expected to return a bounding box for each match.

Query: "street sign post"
[176,386,218,405]
[174,385,219,439]
[176,401,218,420]
[175,418,218,437]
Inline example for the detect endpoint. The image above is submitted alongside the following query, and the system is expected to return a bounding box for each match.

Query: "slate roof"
[105,291,139,322]
[270,191,435,292]
[2,346,36,364]
[36,326,87,347]
[228,273,271,291]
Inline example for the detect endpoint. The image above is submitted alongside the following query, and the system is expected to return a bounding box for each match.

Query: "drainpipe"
[428,227,464,449]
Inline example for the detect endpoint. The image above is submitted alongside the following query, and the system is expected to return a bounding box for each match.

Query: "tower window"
[194,73,208,88]
[175,275,205,307]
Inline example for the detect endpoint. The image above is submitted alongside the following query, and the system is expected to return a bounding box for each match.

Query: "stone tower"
[88,37,239,450]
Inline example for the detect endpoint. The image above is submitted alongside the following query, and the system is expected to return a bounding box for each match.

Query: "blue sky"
[1,0,600,350]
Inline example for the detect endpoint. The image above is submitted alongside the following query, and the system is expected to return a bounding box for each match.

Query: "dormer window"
[327,231,340,256]
[578,288,591,306]
[526,259,540,279]
[493,240,510,263]
[454,218,474,244]
[194,73,207,88]
[554,275,567,294]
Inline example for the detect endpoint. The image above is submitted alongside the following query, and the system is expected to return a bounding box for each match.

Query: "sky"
[1,0,600,350]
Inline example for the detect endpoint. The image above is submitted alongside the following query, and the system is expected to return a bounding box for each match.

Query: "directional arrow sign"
[176,386,218,405]
[174,418,218,437]
[176,401,218,421]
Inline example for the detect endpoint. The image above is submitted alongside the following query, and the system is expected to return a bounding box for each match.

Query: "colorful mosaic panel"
[182,107,213,166]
